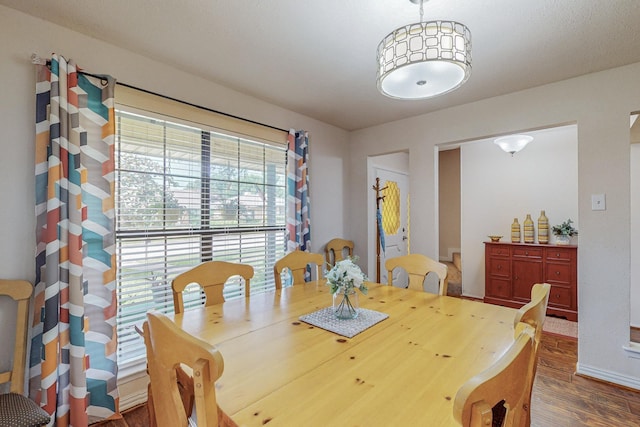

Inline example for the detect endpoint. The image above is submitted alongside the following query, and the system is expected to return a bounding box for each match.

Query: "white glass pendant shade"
[494,135,534,155]
[377,21,472,100]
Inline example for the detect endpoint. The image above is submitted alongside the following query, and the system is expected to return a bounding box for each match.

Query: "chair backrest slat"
[385,253,449,295]
[172,261,254,314]
[324,238,354,265]
[273,250,324,288]
[513,283,551,344]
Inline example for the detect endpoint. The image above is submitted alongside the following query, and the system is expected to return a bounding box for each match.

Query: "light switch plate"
[592,194,606,211]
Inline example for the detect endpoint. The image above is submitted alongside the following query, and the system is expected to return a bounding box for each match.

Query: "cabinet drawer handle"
[555,271,560,276]
[556,253,561,257]
[525,251,529,255]
[555,293,561,299]
[497,265,502,270]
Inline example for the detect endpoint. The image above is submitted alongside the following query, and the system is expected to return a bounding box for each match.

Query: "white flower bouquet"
[325,257,368,296]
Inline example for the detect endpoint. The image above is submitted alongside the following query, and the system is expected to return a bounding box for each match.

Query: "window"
[115,91,287,369]
[381,181,400,235]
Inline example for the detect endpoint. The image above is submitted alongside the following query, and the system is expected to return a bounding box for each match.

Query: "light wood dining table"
[170,281,517,426]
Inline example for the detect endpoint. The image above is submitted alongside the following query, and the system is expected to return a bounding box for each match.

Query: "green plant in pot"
[551,219,578,245]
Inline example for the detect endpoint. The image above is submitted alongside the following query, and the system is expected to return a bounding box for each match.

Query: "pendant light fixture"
[376,0,472,100]
[494,134,534,156]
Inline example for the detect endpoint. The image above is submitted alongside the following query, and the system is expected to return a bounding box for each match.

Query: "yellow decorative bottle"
[538,210,549,244]
[524,214,535,244]
[511,218,521,243]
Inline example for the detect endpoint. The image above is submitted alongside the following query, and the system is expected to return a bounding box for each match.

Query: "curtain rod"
[30,53,289,134]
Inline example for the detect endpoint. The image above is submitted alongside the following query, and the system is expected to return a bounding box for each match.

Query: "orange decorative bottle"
[524,214,535,243]
[511,218,521,243]
[538,210,549,244]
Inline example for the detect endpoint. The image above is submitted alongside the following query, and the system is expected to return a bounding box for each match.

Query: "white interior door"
[375,168,409,286]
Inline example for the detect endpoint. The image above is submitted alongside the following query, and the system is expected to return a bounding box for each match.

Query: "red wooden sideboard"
[484,241,577,321]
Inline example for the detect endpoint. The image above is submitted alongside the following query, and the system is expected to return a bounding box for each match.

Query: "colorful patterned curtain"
[286,130,311,252]
[30,54,118,426]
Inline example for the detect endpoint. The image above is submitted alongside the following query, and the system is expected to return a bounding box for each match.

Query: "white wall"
[0,5,349,403]
[460,125,578,298]
[349,63,640,388]
[631,142,640,327]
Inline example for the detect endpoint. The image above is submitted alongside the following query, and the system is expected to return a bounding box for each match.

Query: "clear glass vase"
[333,289,359,319]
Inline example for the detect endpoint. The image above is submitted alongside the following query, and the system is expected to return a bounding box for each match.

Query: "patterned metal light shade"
[377,20,472,100]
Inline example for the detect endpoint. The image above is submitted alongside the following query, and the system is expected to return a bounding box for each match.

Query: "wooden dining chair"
[324,238,354,265]
[0,280,51,427]
[453,324,536,427]
[273,250,324,288]
[514,283,551,343]
[172,261,255,314]
[143,311,237,427]
[161,261,252,425]
[385,253,449,295]
[513,282,551,426]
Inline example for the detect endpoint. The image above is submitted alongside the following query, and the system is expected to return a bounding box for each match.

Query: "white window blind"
[115,99,287,368]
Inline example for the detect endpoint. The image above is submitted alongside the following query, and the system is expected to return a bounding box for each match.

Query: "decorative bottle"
[538,210,549,244]
[511,218,521,243]
[524,214,535,244]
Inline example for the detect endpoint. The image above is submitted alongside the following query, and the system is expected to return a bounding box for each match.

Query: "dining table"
[170,280,517,426]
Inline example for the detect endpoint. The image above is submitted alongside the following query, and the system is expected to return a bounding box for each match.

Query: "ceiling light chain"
[377,0,472,100]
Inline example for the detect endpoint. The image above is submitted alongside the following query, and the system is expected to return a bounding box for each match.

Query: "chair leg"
[147,382,157,427]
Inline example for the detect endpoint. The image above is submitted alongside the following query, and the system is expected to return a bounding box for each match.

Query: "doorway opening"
[438,148,462,296]
[437,124,578,301]
[367,152,409,284]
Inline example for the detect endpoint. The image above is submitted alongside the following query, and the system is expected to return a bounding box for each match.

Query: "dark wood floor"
[532,334,640,427]
[98,333,640,427]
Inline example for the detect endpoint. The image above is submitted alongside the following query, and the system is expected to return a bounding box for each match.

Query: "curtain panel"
[30,54,119,426]
[286,130,311,252]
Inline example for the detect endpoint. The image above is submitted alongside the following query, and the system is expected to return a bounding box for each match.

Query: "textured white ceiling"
[3,0,640,131]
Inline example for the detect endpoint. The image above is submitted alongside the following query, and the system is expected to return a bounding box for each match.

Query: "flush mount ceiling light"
[376,0,472,100]
[494,134,534,156]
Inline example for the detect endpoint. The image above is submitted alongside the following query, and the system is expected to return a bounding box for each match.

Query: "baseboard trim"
[460,293,483,301]
[117,367,149,412]
[576,362,640,391]
[439,248,461,262]
[120,387,148,412]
